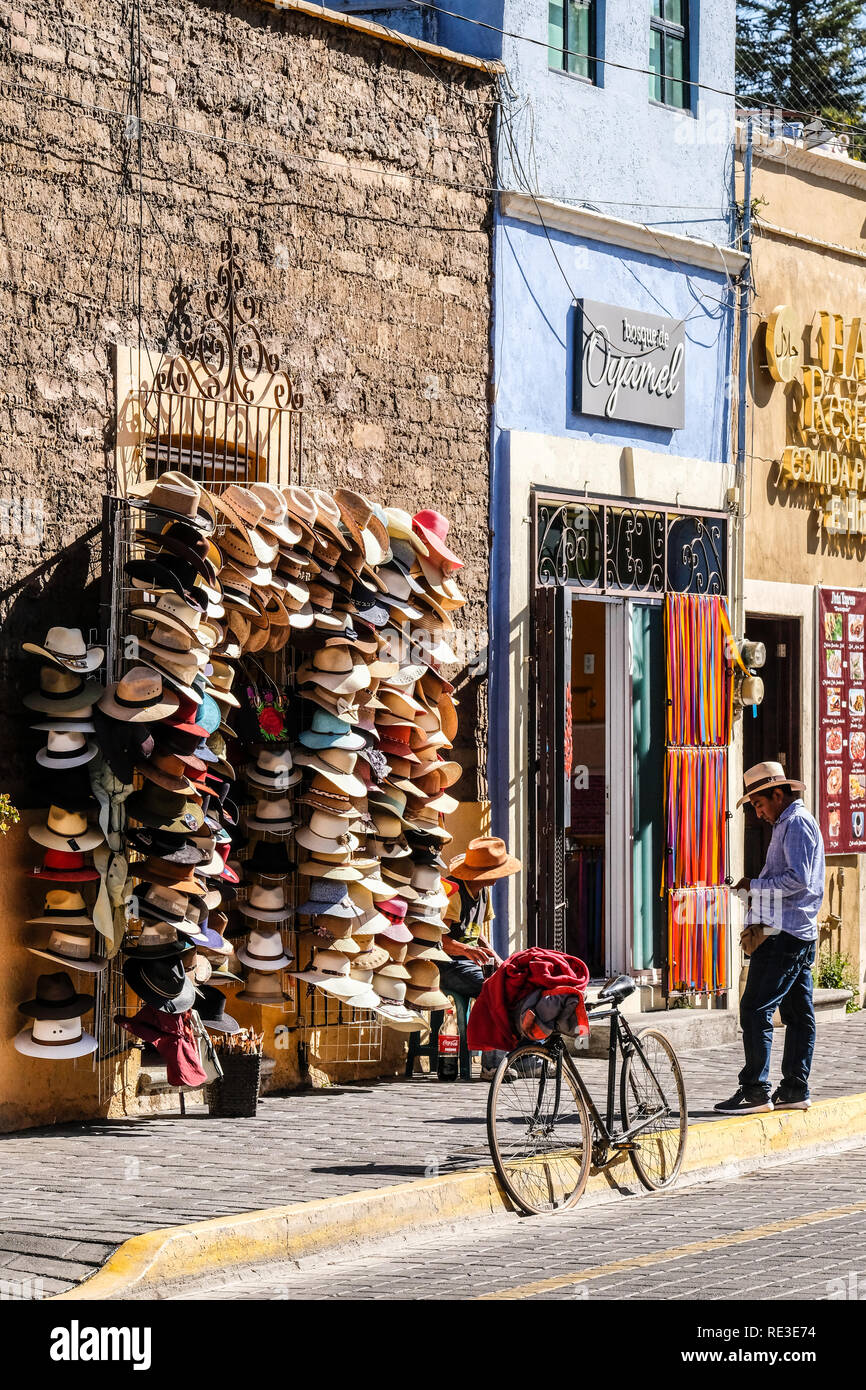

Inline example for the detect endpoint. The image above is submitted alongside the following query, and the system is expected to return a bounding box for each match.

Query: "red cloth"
[466,948,590,1051]
[116,1004,208,1087]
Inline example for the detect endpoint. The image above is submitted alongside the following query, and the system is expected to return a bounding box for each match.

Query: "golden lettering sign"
[765,305,866,537]
[765,304,799,383]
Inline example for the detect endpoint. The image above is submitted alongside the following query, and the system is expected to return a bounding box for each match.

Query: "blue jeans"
[739,932,816,1099]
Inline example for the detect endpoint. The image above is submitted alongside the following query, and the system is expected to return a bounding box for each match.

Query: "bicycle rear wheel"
[620,1027,687,1190]
[487,1043,592,1216]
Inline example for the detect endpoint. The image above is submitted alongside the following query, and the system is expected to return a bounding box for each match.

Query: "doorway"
[742,614,802,879]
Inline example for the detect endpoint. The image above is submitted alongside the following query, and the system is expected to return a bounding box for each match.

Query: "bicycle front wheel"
[620,1027,687,1191]
[487,1043,592,1216]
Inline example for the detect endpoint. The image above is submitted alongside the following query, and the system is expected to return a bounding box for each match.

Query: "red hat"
[28,848,100,883]
[412,510,463,573]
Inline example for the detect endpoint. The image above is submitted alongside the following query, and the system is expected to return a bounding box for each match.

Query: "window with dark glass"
[548,1,596,83]
[649,0,690,109]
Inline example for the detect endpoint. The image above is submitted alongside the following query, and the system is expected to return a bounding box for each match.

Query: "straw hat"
[27,925,107,974]
[244,798,296,832]
[405,958,450,1009]
[23,664,102,716]
[289,948,370,999]
[737,761,806,808]
[27,890,93,928]
[412,509,463,572]
[372,975,428,1031]
[29,806,104,853]
[246,749,302,791]
[35,730,97,769]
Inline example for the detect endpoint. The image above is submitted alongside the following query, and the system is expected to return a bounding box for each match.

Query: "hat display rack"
[98,467,469,1084]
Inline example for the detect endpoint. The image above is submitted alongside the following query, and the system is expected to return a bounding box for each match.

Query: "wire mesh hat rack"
[98,229,384,1086]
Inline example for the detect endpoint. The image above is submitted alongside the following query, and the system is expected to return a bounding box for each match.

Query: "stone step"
[582,1007,738,1057]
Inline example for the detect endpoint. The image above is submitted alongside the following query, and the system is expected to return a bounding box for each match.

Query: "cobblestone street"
[178,1145,866,1303]
[0,1014,863,1297]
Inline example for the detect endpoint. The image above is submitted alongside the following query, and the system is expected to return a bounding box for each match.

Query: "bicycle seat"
[597,974,637,1004]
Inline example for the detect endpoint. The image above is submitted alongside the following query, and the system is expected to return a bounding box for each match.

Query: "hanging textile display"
[14,470,469,1086]
[662,594,733,997]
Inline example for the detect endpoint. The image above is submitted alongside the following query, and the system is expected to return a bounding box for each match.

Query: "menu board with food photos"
[819,587,866,853]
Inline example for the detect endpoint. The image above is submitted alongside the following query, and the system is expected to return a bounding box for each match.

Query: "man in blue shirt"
[715,761,825,1116]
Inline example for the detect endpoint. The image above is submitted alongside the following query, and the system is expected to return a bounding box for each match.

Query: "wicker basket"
[207,1052,262,1118]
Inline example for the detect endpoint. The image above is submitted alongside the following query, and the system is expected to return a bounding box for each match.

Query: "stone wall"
[0,0,496,808]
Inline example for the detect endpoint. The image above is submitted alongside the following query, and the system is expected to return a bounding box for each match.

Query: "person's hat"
[29,806,104,853]
[411,509,463,572]
[244,798,296,832]
[129,472,214,533]
[18,970,94,1020]
[236,883,293,924]
[737,760,806,808]
[235,969,291,1007]
[98,666,180,723]
[27,848,101,884]
[405,958,450,1009]
[447,836,520,884]
[289,949,369,1000]
[26,890,93,928]
[236,926,294,972]
[371,974,427,1030]
[246,748,302,791]
[35,730,98,769]
[126,783,205,836]
[26,925,107,974]
[23,664,102,716]
[122,954,198,1014]
[194,983,240,1034]
[22,627,105,674]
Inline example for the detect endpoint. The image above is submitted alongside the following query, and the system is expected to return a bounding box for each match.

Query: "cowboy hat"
[448,836,521,884]
[22,627,104,674]
[98,666,180,723]
[737,761,806,808]
[129,473,215,533]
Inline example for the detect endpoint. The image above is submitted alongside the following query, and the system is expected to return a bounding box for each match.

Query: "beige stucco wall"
[739,138,866,1000]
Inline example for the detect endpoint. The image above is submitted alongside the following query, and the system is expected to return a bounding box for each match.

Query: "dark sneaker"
[714,1088,774,1115]
[771,1088,811,1111]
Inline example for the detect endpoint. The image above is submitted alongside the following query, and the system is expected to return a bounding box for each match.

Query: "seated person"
[442,835,521,1080]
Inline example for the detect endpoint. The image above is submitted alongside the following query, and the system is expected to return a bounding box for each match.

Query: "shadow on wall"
[0,533,102,812]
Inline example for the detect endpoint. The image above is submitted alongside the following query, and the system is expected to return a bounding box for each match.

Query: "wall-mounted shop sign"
[575,300,686,430]
[768,305,866,539]
[817,586,866,853]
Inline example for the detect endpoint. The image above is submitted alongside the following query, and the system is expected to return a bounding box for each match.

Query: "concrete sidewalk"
[1,1013,863,1297]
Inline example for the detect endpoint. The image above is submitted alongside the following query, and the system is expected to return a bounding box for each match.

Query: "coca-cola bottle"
[437,1006,459,1080]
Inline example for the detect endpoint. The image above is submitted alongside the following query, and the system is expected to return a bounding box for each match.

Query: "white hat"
[27,927,107,974]
[236,927,294,972]
[246,748,302,791]
[344,965,381,1010]
[295,810,360,855]
[22,627,105,674]
[14,1015,99,1059]
[29,806,104,853]
[737,760,806,808]
[289,949,370,1000]
[372,974,428,1031]
[35,730,98,769]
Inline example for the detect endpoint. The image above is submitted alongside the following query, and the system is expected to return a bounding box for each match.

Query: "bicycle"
[486,974,688,1215]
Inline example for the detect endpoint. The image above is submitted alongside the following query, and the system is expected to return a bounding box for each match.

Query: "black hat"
[123,955,198,1014]
[18,971,94,1020]
[194,983,240,1034]
[245,839,295,877]
[124,558,204,609]
[125,826,208,867]
[92,708,155,785]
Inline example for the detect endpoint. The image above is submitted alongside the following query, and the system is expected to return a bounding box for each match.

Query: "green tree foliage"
[737,0,866,133]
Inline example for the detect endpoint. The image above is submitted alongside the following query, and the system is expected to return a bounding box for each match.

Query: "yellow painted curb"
[53,1090,866,1300]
